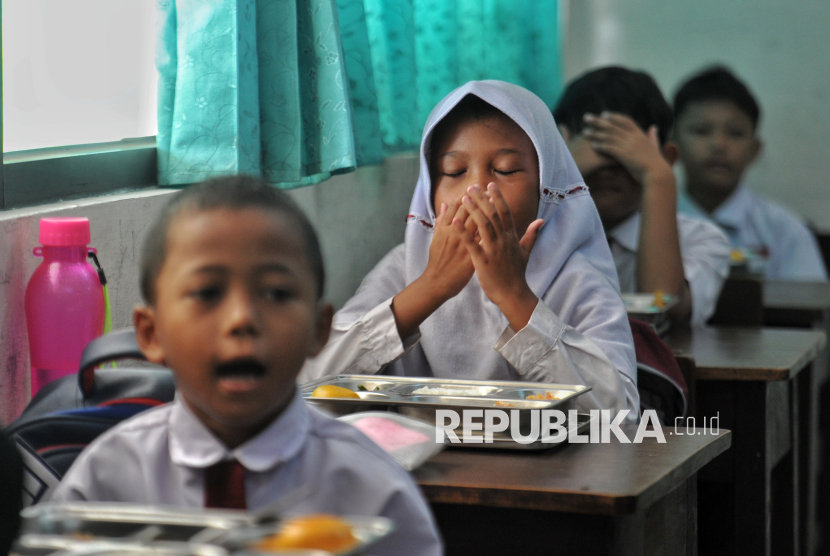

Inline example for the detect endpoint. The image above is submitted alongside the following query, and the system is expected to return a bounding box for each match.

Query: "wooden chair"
[707,275,764,326]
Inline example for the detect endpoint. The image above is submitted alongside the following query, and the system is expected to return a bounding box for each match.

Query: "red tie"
[204,459,247,510]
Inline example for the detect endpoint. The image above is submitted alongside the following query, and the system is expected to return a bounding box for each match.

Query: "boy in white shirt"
[673,66,827,281]
[49,176,442,556]
[554,66,731,326]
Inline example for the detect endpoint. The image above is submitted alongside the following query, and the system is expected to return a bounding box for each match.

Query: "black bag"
[7,329,172,502]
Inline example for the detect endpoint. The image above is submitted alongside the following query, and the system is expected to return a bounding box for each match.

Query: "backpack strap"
[78,328,146,397]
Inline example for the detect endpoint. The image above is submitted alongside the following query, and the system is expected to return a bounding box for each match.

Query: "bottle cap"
[38,217,92,246]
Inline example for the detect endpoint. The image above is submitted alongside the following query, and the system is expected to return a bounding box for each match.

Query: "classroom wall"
[0,155,419,425]
[563,0,830,229]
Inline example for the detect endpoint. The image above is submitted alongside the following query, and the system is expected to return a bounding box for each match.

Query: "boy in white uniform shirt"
[49,176,442,556]
[554,67,731,326]
[673,66,828,281]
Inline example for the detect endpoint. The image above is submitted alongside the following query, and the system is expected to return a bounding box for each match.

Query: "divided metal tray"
[17,503,393,556]
[300,375,592,449]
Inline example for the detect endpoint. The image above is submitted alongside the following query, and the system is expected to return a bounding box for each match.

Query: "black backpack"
[7,329,173,503]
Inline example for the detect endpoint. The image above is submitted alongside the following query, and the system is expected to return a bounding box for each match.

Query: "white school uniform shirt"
[300,245,639,423]
[607,211,731,326]
[678,186,828,281]
[49,392,443,556]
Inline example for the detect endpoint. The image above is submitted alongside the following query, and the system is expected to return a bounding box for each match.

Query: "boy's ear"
[661,141,680,166]
[309,303,334,357]
[133,305,166,365]
[749,137,763,163]
[558,124,572,141]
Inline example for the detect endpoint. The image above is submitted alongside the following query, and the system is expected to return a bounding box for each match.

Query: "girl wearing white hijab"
[301,81,639,419]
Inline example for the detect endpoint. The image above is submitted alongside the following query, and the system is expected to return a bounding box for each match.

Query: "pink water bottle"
[25,218,105,396]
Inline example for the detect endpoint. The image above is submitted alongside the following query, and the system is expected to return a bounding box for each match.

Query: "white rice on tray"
[411,386,482,396]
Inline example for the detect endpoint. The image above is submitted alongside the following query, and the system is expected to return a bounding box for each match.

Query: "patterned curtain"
[339,0,563,153]
[156,0,562,188]
[157,0,358,188]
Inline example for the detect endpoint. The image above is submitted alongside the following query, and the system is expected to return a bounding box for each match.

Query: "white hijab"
[338,80,631,381]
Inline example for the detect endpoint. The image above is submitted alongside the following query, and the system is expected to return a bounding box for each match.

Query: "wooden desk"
[414,427,731,556]
[666,326,826,556]
[665,326,825,381]
[763,280,830,555]
[764,280,830,326]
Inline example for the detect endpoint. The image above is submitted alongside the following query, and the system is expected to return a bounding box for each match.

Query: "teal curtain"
[156,0,562,187]
[157,0,359,188]
[338,0,563,152]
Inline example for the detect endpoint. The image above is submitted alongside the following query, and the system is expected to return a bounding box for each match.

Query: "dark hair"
[673,66,760,128]
[140,175,325,304]
[553,66,673,145]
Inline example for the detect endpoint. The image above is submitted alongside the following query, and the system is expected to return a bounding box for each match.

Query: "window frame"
[0,9,158,210]
[2,137,158,209]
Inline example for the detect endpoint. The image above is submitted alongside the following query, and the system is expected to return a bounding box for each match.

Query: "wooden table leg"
[817,372,830,554]
[796,364,811,556]
[733,381,773,555]
[698,379,794,556]
[687,475,698,556]
[771,374,799,556]
[805,310,830,555]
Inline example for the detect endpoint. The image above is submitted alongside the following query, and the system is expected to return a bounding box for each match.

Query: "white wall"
[0,155,419,425]
[564,0,830,229]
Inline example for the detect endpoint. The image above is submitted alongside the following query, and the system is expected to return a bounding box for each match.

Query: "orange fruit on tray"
[254,514,358,552]
[310,385,360,399]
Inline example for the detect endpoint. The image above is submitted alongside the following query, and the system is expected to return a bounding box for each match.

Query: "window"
[1,0,158,209]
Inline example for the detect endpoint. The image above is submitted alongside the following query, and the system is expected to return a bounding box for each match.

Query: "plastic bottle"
[25,218,105,396]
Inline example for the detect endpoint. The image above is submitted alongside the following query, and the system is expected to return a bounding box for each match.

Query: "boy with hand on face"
[48,176,442,556]
[554,66,730,326]
[674,66,828,281]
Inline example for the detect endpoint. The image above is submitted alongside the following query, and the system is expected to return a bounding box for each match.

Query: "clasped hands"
[425,183,544,330]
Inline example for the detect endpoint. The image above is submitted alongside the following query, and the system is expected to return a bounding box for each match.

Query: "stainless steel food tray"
[14,537,332,556]
[18,503,393,556]
[300,375,590,411]
[14,537,230,556]
[300,375,591,447]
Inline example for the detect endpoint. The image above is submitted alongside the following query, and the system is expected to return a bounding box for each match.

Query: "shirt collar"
[680,185,748,230]
[607,211,641,253]
[711,184,750,229]
[678,190,708,219]
[169,390,310,472]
